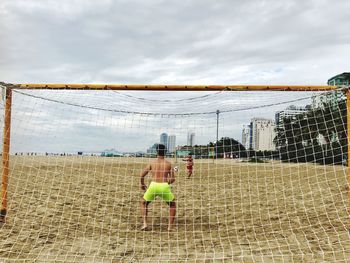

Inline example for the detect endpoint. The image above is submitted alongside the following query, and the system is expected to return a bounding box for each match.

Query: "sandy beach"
[0,156,348,262]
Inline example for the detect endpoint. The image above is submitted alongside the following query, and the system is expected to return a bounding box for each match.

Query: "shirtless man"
[140,144,176,231]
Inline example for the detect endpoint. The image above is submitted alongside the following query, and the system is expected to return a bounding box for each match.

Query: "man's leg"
[187,169,192,178]
[141,199,150,230]
[167,200,176,231]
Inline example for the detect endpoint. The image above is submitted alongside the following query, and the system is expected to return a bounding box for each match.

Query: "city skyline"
[5,89,339,157]
[3,88,343,154]
[4,91,314,154]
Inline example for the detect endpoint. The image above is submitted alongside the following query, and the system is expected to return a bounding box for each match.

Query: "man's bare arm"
[140,164,151,191]
[168,168,175,184]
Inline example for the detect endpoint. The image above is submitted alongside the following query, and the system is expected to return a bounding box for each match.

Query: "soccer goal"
[0,82,348,262]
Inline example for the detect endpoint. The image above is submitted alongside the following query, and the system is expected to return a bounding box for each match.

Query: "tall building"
[160,133,168,149]
[187,132,195,146]
[241,125,251,149]
[167,135,176,153]
[275,105,307,129]
[250,118,276,151]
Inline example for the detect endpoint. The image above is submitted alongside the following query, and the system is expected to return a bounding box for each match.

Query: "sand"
[0,156,349,262]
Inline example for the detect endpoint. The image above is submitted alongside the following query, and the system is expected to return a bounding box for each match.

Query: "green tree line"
[274,97,347,165]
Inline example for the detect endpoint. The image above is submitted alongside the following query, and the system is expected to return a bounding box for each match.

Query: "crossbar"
[1,83,337,91]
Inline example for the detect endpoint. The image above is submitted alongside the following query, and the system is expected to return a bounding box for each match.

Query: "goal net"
[0,85,348,262]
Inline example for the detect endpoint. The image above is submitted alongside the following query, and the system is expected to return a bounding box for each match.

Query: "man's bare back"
[140,157,175,191]
[149,158,174,183]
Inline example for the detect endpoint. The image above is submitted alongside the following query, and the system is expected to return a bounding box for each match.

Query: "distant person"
[183,153,193,178]
[140,144,176,231]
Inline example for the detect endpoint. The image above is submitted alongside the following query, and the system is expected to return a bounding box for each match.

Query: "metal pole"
[1,87,12,223]
[347,91,350,229]
[174,146,177,164]
[216,110,220,159]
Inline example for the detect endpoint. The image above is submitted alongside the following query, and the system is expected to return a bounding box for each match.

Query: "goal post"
[0,86,12,222]
[0,81,348,262]
[346,93,350,223]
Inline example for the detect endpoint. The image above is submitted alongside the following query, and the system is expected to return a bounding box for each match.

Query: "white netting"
[0,86,348,262]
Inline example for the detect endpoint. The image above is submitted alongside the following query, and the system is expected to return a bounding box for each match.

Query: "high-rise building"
[160,133,168,149]
[167,135,176,153]
[241,124,251,150]
[275,105,307,129]
[250,118,276,151]
[187,132,195,146]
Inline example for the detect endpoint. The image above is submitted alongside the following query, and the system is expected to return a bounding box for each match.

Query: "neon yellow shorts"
[143,182,174,202]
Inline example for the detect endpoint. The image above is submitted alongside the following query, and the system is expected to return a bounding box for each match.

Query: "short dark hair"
[156,144,166,156]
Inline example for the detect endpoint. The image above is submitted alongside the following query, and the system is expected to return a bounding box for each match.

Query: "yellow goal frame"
[0,82,347,225]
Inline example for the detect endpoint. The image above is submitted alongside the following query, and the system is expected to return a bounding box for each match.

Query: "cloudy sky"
[1,0,349,153]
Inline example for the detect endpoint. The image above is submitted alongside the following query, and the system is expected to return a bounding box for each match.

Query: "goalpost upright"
[347,91,350,229]
[0,82,345,224]
[0,86,12,222]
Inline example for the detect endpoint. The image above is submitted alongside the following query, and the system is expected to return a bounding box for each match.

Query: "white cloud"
[0,0,349,152]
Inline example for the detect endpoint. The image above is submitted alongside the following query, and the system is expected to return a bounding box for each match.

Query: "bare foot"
[141,225,149,231]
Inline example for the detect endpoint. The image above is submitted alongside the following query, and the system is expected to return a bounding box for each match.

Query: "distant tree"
[213,137,246,158]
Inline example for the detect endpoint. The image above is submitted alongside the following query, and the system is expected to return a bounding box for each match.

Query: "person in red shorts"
[183,153,193,179]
